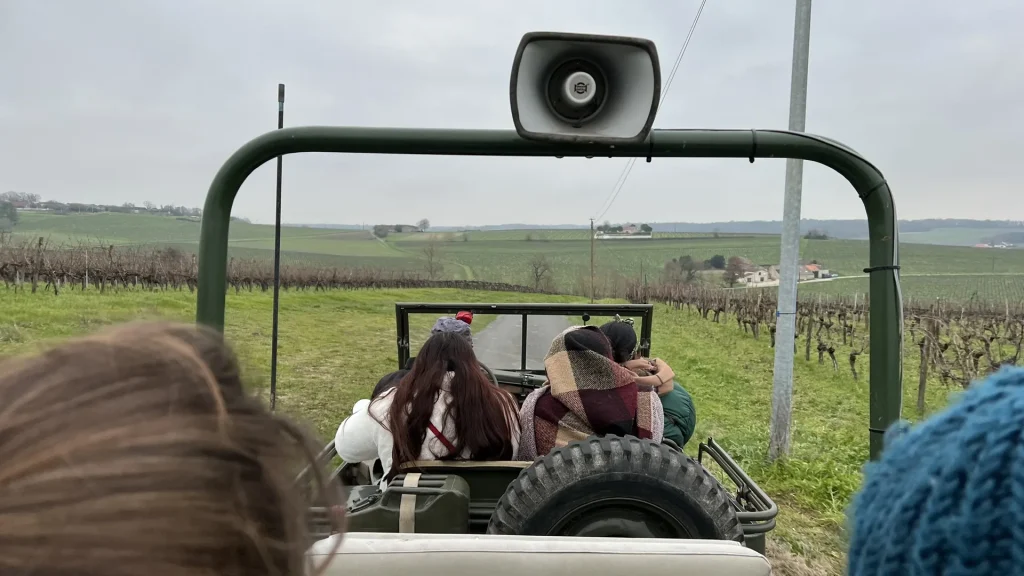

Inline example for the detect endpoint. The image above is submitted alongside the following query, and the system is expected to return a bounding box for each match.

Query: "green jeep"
[194,28,904,575]
[300,303,778,554]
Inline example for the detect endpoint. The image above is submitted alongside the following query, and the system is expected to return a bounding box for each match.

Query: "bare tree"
[663,255,700,284]
[422,240,443,280]
[529,254,552,290]
[723,256,745,287]
[417,218,430,232]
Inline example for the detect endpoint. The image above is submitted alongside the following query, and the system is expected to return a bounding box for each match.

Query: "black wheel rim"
[547,497,697,539]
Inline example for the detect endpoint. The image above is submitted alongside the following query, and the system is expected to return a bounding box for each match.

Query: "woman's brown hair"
[378,331,517,476]
[0,321,342,576]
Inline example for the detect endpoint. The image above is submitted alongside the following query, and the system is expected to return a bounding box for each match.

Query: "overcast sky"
[1,1,1021,226]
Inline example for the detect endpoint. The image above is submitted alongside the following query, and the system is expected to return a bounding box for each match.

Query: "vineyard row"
[4,238,1023,407]
[628,282,1024,409]
[0,239,555,296]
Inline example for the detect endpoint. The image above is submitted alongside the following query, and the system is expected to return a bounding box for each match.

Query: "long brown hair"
[0,322,342,576]
[379,331,517,474]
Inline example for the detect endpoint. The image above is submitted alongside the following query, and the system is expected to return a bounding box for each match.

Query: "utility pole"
[590,218,596,303]
[270,83,285,411]
[769,0,812,461]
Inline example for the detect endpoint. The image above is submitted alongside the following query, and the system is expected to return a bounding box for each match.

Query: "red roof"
[803,264,820,272]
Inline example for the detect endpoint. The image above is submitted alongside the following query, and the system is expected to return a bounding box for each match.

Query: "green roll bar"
[195,126,904,459]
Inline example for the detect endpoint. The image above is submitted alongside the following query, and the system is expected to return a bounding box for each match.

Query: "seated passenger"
[334,331,520,488]
[353,314,473,425]
[350,369,412,486]
[0,321,342,575]
[517,326,664,461]
[431,315,473,346]
[371,369,409,400]
[600,320,697,448]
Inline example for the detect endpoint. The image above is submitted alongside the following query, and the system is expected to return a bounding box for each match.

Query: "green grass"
[793,273,1024,305]
[15,211,343,245]
[435,236,1024,302]
[11,212,1024,304]
[389,229,759,242]
[0,288,585,434]
[14,212,400,260]
[0,287,972,574]
[900,227,1008,246]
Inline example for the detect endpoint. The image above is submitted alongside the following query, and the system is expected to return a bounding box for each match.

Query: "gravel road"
[473,314,573,370]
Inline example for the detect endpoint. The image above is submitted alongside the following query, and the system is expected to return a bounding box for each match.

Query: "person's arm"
[504,396,522,460]
[334,403,383,463]
[631,358,676,395]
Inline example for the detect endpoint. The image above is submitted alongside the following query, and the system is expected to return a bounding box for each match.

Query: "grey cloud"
[1,0,1021,226]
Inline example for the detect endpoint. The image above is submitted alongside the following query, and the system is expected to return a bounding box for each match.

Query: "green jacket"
[660,382,696,448]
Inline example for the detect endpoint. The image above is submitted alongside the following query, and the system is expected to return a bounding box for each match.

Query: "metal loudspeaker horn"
[509,31,661,145]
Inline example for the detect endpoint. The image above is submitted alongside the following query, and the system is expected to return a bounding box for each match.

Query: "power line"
[591,0,709,223]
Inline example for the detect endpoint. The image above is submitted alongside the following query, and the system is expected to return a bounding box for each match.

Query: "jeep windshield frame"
[194,126,904,460]
[394,302,655,371]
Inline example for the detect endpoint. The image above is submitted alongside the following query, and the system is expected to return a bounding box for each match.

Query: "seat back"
[309,533,771,576]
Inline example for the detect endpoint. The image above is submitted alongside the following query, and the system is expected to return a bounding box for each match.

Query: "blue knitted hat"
[848,366,1024,576]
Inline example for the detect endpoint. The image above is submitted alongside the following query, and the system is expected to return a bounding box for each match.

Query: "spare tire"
[487,435,743,542]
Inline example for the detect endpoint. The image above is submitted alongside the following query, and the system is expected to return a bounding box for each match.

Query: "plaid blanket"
[518,326,663,460]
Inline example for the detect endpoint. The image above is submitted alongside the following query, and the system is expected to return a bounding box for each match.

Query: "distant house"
[797,264,817,281]
[595,222,653,240]
[375,224,422,234]
[791,263,831,280]
[744,263,831,283]
[741,269,770,284]
[737,264,780,285]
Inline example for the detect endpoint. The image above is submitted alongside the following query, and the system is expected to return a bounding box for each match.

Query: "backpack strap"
[427,422,458,456]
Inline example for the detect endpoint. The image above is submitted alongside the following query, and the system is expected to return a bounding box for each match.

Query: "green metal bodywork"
[310,437,777,553]
[195,127,903,460]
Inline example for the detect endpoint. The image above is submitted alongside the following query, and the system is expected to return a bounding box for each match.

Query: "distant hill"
[291,219,1024,246]
[14,205,1024,248]
[282,223,365,230]
[646,219,1024,241]
[984,231,1024,245]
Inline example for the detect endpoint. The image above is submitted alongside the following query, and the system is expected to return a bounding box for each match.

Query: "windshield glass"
[406,310,647,372]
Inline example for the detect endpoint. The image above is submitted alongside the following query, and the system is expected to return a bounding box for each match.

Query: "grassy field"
[0,286,966,575]
[389,229,762,242]
[13,211,357,245]
[899,227,1007,246]
[11,212,1024,303]
[794,273,1024,305]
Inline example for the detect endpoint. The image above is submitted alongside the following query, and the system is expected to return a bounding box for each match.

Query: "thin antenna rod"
[591,0,708,222]
[270,83,285,411]
[590,218,596,303]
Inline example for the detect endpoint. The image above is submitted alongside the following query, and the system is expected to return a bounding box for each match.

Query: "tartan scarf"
[518,326,663,461]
